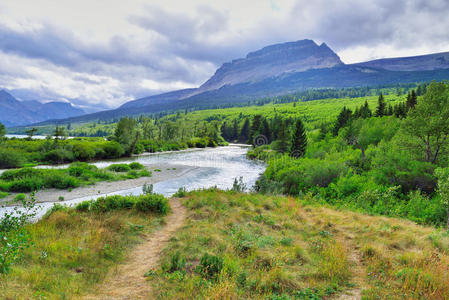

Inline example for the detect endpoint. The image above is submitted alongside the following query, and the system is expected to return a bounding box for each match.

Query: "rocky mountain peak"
[198,39,343,93]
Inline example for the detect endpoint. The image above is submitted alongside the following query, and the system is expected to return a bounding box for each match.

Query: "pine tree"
[259,118,271,144]
[387,104,393,116]
[333,106,352,136]
[407,90,417,109]
[360,100,372,118]
[232,119,239,141]
[276,121,290,153]
[239,118,250,143]
[375,93,386,117]
[249,115,262,145]
[290,119,307,158]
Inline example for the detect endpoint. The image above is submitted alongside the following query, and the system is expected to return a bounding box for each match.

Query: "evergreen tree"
[276,121,289,153]
[333,106,352,136]
[249,115,262,145]
[0,122,5,139]
[239,118,250,143]
[290,119,307,158]
[407,90,418,109]
[359,100,372,118]
[259,118,271,144]
[387,104,393,116]
[232,119,239,141]
[375,93,386,117]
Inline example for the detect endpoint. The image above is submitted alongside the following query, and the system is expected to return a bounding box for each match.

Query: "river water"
[0,145,265,220]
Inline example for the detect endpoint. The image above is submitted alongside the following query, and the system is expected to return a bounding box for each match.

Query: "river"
[0,145,265,220]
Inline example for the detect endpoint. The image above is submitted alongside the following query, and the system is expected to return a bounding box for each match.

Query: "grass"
[0,194,169,299]
[148,189,449,299]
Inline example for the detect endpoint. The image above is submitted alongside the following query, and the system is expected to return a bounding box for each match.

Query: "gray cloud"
[0,0,449,110]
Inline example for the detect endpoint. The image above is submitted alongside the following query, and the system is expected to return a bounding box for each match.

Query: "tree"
[359,101,372,119]
[275,120,289,153]
[0,122,5,139]
[375,93,386,117]
[290,119,307,158]
[249,115,262,146]
[402,81,449,164]
[26,127,38,140]
[239,118,250,143]
[333,106,352,136]
[114,117,138,154]
[407,90,418,110]
[53,126,66,141]
[259,118,271,144]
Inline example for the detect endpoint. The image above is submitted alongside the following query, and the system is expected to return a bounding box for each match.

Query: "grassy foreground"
[0,194,169,299]
[1,190,449,299]
[150,190,449,299]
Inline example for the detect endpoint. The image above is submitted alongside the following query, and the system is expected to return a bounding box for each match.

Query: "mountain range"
[0,90,84,127]
[4,39,449,126]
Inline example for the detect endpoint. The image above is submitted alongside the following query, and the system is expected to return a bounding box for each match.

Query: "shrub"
[107,164,131,172]
[13,194,26,202]
[75,200,91,212]
[101,142,125,158]
[72,143,96,161]
[135,194,169,214]
[129,162,144,170]
[0,149,24,168]
[90,195,135,212]
[198,253,223,279]
[173,187,187,198]
[44,149,74,164]
[8,178,44,192]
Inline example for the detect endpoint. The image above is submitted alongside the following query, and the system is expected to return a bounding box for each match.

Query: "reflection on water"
[0,145,265,220]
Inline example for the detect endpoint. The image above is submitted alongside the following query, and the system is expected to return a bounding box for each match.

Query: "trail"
[81,198,186,300]
[336,234,366,300]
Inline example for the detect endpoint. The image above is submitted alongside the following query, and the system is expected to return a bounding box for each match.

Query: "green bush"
[0,149,24,168]
[135,194,169,214]
[72,143,96,161]
[101,142,125,158]
[107,164,131,172]
[44,149,74,164]
[129,162,144,170]
[8,178,44,192]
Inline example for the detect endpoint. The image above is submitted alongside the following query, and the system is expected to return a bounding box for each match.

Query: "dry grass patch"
[148,190,449,300]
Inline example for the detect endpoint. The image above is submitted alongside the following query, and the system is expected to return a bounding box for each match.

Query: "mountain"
[0,91,84,127]
[198,40,343,93]
[26,40,449,125]
[353,51,449,71]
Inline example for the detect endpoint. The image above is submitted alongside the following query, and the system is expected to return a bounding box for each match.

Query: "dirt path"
[81,198,186,300]
[336,234,366,300]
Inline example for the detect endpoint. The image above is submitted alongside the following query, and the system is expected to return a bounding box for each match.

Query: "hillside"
[0,90,84,127]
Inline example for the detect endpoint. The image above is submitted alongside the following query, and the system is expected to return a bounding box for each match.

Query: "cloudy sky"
[0,0,448,111]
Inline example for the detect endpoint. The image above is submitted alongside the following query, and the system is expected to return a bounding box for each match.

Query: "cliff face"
[198,39,343,92]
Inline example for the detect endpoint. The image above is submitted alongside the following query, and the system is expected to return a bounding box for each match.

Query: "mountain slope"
[353,51,449,71]
[0,90,85,127]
